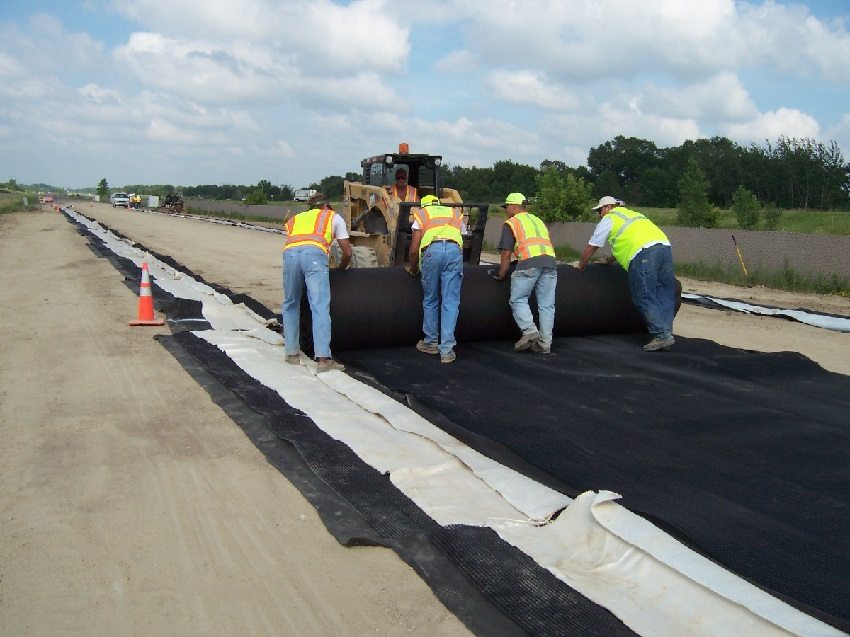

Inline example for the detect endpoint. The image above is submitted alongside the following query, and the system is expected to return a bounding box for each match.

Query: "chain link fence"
[485,219,850,292]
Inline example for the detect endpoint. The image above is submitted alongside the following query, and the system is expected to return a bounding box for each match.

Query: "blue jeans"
[627,244,676,339]
[420,241,463,356]
[282,246,332,358]
[509,267,558,348]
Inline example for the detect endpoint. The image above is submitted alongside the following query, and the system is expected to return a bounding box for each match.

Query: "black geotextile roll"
[317,263,681,352]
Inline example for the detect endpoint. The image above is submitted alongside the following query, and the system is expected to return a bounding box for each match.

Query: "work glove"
[405,263,420,277]
[488,268,505,281]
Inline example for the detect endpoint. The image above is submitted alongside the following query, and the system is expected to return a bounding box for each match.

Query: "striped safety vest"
[284,207,334,254]
[606,207,669,269]
[505,212,555,261]
[413,204,463,254]
[389,183,418,202]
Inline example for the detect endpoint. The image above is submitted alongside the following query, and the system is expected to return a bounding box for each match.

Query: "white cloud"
[78,83,125,104]
[113,0,408,74]
[721,107,820,143]
[113,32,281,103]
[433,50,478,74]
[486,70,580,111]
[738,1,850,82]
[291,73,406,110]
[641,73,758,122]
[258,140,296,159]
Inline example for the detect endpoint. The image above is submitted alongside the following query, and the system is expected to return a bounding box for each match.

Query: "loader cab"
[342,144,489,268]
[360,150,443,199]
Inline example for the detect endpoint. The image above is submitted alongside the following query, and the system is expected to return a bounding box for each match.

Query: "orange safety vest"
[284,207,334,254]
[413,204,463,253]
[389,183,418,202]
[505,212,555,261]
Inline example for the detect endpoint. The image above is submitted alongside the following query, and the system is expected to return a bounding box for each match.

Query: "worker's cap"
[591,195,620,210]
[306,192,329,208]
[395,168,407,178]
[504,192,527,206]
[420,194,440,207]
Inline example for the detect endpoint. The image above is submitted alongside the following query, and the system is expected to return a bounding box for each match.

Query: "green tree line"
[583,135,848,211]
[438,135,848,213]
[14,133,850,217]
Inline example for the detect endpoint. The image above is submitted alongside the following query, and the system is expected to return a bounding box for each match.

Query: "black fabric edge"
[154,332,530,637]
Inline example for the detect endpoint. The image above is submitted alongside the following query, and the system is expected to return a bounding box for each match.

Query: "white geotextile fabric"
[683,292,850,332]
[64,207,846,637]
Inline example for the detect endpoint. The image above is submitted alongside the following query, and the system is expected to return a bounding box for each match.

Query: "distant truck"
[294,188,317,202]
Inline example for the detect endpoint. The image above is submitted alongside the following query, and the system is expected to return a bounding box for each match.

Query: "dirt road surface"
[0,208,470,636]
[2,204,847,636]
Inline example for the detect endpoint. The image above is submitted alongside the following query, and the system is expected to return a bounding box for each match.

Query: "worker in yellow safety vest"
[490,192,557,354]
[407,194,464,363]
[578,196,676,351]
[282,194,352,371]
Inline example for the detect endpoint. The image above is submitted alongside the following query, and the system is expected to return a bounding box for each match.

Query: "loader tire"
[351,246,379,268]
[330,243,378,269]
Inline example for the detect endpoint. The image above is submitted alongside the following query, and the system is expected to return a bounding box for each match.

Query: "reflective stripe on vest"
[284,208,334,253]
[413,205,463,253]
[389,183,417,202]
[506,212,555,261]
[607,207,669,269]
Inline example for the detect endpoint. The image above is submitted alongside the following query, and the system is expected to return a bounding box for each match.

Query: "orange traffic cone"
[129,262,166,326]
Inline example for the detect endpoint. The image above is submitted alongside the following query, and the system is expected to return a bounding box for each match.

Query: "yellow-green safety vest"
[505,212,555,261]
[284,208,334,254]
[607,207,669,269]
[413,204,463,254]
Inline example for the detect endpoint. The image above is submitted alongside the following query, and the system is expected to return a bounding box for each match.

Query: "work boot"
[416,339,439,355]
[285,354,300,365]
[642,336,675,352]
[531,340,551,354]
[514,331,540,351]
[316,358,345,372]
[440,350,456,364]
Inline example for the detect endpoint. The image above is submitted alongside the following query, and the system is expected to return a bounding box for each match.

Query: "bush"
[243,189,268,205]
[676,158,717,228]
[763,203,782,230]
[732,185,761,229]
[532,166,593,222]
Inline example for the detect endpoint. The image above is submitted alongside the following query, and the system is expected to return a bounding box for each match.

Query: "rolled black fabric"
[318,264,681,352]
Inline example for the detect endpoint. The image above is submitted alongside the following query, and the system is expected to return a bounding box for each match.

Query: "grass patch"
[184,206,283,225]
[677,260,850,298]
[0,192,41,214]
[639,206,850,235]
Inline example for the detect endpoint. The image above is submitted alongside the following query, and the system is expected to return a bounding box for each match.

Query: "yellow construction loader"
[334,143,489,268]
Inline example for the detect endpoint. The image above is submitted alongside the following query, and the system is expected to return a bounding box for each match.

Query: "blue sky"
[1,0,849,191]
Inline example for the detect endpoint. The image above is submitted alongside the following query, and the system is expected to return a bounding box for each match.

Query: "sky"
[1,0,849,191]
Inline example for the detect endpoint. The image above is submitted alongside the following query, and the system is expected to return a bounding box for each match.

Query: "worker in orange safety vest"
[282,194,352,372]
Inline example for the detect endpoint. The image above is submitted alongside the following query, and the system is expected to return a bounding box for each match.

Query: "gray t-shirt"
[498,223,557,270]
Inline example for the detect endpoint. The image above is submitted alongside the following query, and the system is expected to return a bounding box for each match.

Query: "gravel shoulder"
[0,209,470,637]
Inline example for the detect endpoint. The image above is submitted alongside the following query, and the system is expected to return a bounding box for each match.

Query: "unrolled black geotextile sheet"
[336,334,850,631]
